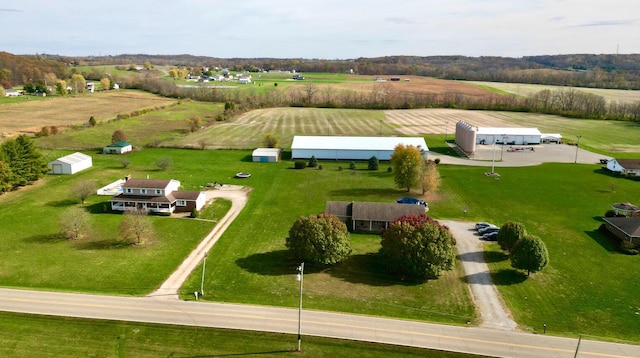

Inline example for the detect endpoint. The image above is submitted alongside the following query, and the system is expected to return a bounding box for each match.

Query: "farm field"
[168,106,640,156]
[35,100,223,150]
[465,80,640,103]
[0,90,177,138]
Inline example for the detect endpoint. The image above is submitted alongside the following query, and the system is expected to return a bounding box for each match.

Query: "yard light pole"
[574,135,582,163]
[296,262,304,352]
[200,251,208,296]
[491,141,497,174]
[445,121,449,143]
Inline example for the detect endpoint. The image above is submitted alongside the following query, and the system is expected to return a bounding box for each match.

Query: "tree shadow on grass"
[326,253,423,287]
[490,269,528,286]
[483,250,509,263]
[74,239,132,250]
[46,199,78,207]
[86,201,113,214]
[235,250,302,276]
[329,188,405,198]
[23,233,67,244]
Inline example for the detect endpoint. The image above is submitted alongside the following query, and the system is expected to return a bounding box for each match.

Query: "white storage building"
[291,136,428,161]
[476,127,542,145]
[48,152,93,174]
[252,148,281,162]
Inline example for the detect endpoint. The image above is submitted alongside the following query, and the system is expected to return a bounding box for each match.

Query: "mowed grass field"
[0,312,478,358]
[0,90,177,138]
[465,80,640,103]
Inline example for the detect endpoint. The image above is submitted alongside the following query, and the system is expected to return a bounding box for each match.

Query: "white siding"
[291,136,428,161]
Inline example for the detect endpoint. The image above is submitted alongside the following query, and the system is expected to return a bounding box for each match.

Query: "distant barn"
[291,136,428,161]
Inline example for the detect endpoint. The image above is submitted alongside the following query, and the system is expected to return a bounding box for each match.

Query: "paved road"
[444,220,518,331]
[0,288,637,358]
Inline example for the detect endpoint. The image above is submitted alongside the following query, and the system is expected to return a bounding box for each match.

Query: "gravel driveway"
[442,220,518,331]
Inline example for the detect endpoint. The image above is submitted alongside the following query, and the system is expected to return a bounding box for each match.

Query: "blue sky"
[1,0,638,58]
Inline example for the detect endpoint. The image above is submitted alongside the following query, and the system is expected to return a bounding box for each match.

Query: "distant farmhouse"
[110,178,205,214]
[4,89,22,97]
[326,201,425,232]
[291,136,428,161]
[48,152,92,175]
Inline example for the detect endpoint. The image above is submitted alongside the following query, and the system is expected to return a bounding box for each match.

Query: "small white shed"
[103,141,132,154]
[48,152,92,175]
[252,148,281,162]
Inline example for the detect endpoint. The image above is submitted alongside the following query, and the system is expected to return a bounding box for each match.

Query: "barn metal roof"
[476,127,541,136]
[53,152,91,165]
[291,136,428,151]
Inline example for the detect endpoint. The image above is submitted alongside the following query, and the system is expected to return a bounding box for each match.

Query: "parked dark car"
[396,197,428,208]
[475,222,494,231]
[482,231,499,241]
[478,225,500,235]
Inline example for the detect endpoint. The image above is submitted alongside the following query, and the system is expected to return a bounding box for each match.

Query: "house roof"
[172,191,203,200]
[52,152,91,165]
[292,136,429,152]
[602,217,640,238]
[613,159,640,170]
[122,178,173,189]
[326,201,425,222]
[105,141,132,148]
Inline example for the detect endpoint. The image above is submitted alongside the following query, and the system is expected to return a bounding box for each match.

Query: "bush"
[349,161,357,170]
[368,156,379,170]
[308,155,318,168]
[190,209,199,218]
[338,166,343,171]
[380,214,456,281]
[434,158,441,164]
[294,160,306,169]
[318,165,323,170]
[387,167,392,173]
[286,213,351,265]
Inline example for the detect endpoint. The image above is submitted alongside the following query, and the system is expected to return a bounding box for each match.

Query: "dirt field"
[0,90,177,137]
[385,109,517,135]
[466,81,640,104]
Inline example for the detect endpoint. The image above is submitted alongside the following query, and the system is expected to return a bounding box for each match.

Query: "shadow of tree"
[483,250,509,263]
[326,253,423,287]
[86,201,113,214]
[74,239,132,250]
[46,199,78,207]
[235,250,301,276]
[23,233,67,244]
[490,269,528,285]
[329,188,405,198]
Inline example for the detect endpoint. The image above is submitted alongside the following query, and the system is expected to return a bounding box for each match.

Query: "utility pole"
[574,135,582,163]
[296,262,304,352]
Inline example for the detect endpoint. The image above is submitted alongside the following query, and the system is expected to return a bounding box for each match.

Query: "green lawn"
[0,312,480,357]
[435,163,640,342]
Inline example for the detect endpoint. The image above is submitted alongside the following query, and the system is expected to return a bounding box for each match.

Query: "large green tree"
[286,213,351,265]
[380,214,456,281]
[510,234,549,276]
[497,221,527,252]
[390,144,423,191]
[0,135,48,187]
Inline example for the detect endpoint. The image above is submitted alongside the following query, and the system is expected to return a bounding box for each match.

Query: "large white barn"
[291,136,428,161]
[48,152,93,174]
